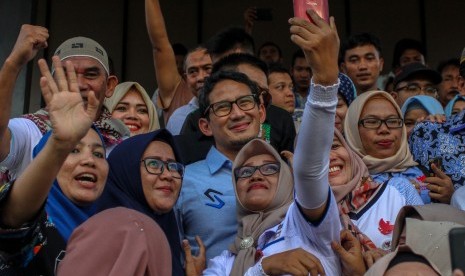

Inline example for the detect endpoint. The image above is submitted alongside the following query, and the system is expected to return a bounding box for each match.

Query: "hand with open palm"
[37,55,98,149]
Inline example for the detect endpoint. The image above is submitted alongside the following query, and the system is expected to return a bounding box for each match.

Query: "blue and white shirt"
[204,194,341,276]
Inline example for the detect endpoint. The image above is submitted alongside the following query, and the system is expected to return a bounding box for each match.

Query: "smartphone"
[255,8,273,21]
[293,0,329,23]
[429,157,443,177]
[449,227,465,272]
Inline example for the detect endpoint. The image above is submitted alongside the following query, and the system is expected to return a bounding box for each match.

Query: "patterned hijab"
[343,91,418,174]
[338,72,356,106]
[230,139,294,276]
[331,130,382,251]
[104,81,160,133]
[96,129,184,276]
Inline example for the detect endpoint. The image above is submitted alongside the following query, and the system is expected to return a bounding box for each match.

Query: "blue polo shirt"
[175,146,237,261]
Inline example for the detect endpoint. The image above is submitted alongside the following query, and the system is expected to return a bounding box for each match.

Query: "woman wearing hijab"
[0,60,108,275]
[401,95,444,136]
[57,207,172,276]
[335,73,356,133]
[105,81,160,136]
[364,204,465,275]
[329,129,423,252]
[97,129,186,276]
[204,11,342,274]
[444,94,465,117]
[344,91,434,204]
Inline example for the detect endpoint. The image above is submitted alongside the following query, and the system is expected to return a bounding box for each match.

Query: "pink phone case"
[293,0,329,23]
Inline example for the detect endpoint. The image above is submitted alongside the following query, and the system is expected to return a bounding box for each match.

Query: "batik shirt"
[409,111,465,189]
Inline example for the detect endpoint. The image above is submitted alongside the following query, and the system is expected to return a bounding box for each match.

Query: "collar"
[189,97,199,108]
[206,146,233,174]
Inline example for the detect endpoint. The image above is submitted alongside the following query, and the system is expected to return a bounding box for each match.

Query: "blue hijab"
[96,129,184,276]
[444,94,465,117]
[32,125,105,241]
[401,95,444,118]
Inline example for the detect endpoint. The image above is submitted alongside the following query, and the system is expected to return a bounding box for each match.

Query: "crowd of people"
[1,1,465,275]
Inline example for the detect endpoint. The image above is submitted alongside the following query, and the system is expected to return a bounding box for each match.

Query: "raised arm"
[0,25,48,162]
[290,11,339,221]
[145,0,182,109]
[1,56,98,228]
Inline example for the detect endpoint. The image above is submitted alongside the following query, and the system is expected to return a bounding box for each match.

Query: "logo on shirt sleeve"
[204,189,225,209]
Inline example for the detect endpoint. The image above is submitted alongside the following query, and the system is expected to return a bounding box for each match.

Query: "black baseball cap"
[393,62,442,88]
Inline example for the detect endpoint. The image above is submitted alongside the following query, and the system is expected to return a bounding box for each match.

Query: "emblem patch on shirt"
[204,189,225,209]
[381,239,391,250]
[378,218,394,235]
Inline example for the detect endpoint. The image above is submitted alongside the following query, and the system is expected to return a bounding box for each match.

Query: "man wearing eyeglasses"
[176,71,266,262]
[391,62,442,108]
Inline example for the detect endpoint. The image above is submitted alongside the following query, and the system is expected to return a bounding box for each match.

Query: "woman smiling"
[105,82,160,136]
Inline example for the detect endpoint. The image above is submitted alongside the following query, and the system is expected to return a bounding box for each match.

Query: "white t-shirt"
[204,194,342,276]
[350,181,422,251]
[1,118,43,181]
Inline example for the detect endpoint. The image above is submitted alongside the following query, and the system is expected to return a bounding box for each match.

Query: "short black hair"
[183,46,209,72]
[268,63,291,77]
[212,53,268,76]
[339,32,382,64]
[437,58,460,74]
[392,38,426,69]
[291,49,306,67]
[198,71,260,118]
[205,27,255,59]
[258,41,282,58]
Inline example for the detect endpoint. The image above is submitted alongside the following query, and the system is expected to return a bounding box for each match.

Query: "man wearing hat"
[0,24,127,182]
[391,62,442,108]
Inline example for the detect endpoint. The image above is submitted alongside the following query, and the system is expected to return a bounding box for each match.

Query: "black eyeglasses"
[395,84,437,96]
[141,158,184,179]
[234,163,280,179]
[358,118,404,129]
[204,94,259,117]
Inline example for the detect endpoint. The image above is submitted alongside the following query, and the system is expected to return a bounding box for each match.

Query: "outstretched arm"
[1,56,98,228]
[243,7,256,35]
[145,0,182,109]
[0,25,49,162]
[290,10,339,221]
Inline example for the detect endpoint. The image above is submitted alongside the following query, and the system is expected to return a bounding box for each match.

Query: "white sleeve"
[202,250,234,276]
[294,79,339,209]
[0,118,42,180]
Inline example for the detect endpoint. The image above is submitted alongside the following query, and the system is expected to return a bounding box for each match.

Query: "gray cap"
[53,36,109,75]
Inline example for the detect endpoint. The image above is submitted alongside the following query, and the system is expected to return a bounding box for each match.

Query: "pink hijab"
[57,207,171,276]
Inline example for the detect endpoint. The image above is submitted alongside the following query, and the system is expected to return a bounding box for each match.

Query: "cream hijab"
[104,81,160,133]
[366,204,465,276]
[343,91,417,174]
[230,139,294,276]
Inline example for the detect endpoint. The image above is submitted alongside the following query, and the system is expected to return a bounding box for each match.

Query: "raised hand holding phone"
[293,0,329,23]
